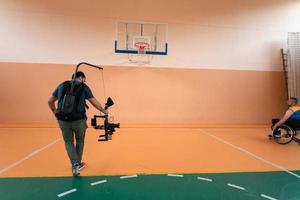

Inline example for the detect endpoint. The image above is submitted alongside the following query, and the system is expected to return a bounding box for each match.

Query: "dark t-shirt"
[52,80,94,113]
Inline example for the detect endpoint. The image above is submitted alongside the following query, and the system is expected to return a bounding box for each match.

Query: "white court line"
[90,179,107,186]
[227,183,246,191]
[0,138,62,174]
[120,175,138,179]
[197,177,213,182]
[199,129,300,179]
[57,188,77,198]
[261,194,278,200]
[167,174,184,177]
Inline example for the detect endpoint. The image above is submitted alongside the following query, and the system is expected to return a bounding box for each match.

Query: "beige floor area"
[1,126,300,177]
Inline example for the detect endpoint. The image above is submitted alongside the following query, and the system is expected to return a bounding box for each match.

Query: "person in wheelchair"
[270,97,300,138]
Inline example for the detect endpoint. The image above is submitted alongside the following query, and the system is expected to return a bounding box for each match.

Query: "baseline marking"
[57,188,77,198]
[197,177,213,182]
[227,183,246,191]
[167,174,184,177]
[261,194,278,200]
[0,138,62,174]
[199,129,300,179]
[90,180,107,186]
[120,175,138,179]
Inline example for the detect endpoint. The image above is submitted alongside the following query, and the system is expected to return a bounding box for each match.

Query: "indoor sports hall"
[1,1,300,200]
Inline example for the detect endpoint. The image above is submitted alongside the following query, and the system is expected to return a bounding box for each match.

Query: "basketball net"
[128,40,153,65]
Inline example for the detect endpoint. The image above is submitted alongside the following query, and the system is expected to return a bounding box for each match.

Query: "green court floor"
[1,171,300,200]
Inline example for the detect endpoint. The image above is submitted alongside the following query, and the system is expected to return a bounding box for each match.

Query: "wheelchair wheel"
[272,124,295,145]
[293,129,300,142]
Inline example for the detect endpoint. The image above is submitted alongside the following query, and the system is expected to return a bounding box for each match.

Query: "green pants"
[58,119,87,165]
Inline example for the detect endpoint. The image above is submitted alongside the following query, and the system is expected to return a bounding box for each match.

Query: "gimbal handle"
[70,62,103,92]
[76,62,103,70]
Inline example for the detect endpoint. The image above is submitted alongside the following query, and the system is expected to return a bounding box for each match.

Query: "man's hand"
[103,109,108,115]
[48,96,58,115]
[88,98,107,115]
[272,110,294,130]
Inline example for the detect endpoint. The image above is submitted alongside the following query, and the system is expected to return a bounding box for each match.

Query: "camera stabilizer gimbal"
[91,97,120,141]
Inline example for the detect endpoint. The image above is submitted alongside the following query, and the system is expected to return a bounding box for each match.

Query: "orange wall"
[0,62,287,125]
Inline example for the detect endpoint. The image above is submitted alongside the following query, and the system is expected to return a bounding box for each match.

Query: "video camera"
[91,97,120,141]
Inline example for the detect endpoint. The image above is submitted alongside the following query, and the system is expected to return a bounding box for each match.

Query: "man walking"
[48,71,107,176]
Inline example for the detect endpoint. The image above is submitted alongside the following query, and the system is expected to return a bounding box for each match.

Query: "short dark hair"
[72,71,86,79]
[290,97,298,104]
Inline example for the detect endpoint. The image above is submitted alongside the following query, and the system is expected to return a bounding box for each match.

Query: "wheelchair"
[269,124,300,145]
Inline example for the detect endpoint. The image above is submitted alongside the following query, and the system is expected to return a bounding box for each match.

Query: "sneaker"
[72,163,80,177]
[78,162,86,171]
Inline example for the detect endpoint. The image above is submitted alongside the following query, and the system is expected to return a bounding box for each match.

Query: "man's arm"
[88,97,108,115]
[48,96,58,115]
[272,109,294,129]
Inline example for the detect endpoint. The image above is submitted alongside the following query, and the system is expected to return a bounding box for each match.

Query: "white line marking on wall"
[90,180,107,186]
[57,188,77,198]
[0,138,62,174]
[199,129,300,179]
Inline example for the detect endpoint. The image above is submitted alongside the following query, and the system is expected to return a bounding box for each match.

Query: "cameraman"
[48,71,107,176]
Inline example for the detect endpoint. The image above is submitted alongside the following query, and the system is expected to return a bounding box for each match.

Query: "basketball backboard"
[115,20,168,55]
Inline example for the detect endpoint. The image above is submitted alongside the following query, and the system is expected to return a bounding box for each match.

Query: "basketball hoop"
[134,42,150,54]
[128,36,153,65]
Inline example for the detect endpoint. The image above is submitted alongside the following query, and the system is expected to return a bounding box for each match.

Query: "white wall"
[0,0,300,71]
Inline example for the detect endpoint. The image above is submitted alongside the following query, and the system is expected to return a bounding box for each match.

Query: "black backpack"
[56,81,87,121]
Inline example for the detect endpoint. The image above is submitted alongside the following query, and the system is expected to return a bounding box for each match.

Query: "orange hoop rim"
[134,42,150,50]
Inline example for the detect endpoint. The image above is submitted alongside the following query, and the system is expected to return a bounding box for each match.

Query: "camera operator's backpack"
[57,81,87,121]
